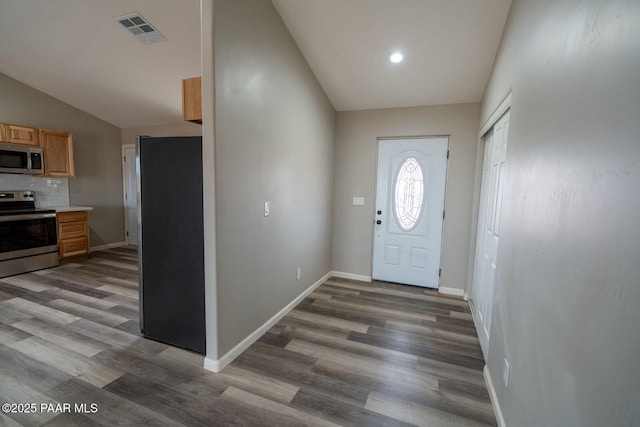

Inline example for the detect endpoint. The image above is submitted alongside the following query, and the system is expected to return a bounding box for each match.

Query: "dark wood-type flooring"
[0,246,496,426]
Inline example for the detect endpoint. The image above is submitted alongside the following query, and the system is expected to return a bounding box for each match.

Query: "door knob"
[376,220,382,225]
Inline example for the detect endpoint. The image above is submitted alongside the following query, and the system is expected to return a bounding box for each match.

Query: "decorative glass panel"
[394,157,424,230]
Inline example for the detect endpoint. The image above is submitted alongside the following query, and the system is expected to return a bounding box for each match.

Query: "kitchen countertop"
[47,206,93,212]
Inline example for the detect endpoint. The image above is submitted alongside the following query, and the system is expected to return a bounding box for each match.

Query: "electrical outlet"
[296,268,301,281]
[503,358,510,388]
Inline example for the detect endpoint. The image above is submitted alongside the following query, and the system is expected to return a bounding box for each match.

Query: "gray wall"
[213,0,335,356]
[0,73,124,246]
[479,0,640,425]
[121,122,202,146]
[332,103,480,291]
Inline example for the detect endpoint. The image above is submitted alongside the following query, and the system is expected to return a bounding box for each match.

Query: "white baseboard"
[438,286,465,297]
[330,271,372,282]
[484,365,506,427]
[90,242,127,252]
[204,270,333,373]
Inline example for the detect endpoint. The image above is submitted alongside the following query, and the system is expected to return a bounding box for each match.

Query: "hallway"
[0,247,494,426]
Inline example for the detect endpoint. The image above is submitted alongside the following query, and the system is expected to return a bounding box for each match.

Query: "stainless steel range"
[0,190,59,278]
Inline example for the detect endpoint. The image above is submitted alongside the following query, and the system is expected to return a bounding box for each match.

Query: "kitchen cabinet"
[40,129,75,177]
[57,210,89,262]
[182,76,202,124]
[0,123,39,146]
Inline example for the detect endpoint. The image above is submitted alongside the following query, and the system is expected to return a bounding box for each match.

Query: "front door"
[372,137,448,288]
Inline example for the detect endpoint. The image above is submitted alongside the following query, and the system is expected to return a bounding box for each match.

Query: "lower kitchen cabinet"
[57,211,89,262]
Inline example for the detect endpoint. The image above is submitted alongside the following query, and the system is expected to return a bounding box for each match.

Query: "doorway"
[121,144,138,246]
[372,137,449,288]
[470,109,510,358]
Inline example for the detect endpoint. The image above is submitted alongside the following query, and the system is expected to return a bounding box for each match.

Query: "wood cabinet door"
[0,123,39,145]
[40,130,75,177]
[182,76,202,123]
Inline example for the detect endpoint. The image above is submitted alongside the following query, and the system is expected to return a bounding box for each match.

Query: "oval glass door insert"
[394,157,424,230]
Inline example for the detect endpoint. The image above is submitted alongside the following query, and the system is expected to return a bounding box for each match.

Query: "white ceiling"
[0,0,201,128]
[0,0,511,128]
[273,0,511,111]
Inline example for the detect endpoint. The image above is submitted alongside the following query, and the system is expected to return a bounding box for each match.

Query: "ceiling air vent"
[116,13,167,44]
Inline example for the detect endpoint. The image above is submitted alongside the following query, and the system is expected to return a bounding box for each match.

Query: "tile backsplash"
[0,174,69,207]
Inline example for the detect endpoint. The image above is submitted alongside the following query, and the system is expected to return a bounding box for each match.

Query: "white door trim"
[121,144,135,245]
[479,91,512,137]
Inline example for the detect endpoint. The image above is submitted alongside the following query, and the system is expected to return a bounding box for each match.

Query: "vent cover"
[116,13,167,44]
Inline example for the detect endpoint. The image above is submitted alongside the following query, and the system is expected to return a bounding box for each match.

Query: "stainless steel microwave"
[0,143,44,174]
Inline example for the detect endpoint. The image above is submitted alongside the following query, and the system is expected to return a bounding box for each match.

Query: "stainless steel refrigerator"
[137,136,205,353]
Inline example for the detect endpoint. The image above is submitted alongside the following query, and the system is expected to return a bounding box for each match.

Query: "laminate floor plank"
[0,323,32,345]
[348,330,486,371]
[42,288,118,311]
[2,298,79,325]
[295,302,388,328]
[10,336,125,388]
[310,296,438,324]
[0,275,54,292]
[64,318,139,348]
[103,373,231,427]
[287,309,371,333]
[46,378,185,427]
[12,318,109,357]
[277,323,419,368]
[221,386,340,427]
[45,299,128,327]
[291,387,411,427]
[41,412,102,427]
[385,318,481,347]
[213,364,300,404]
[0,344,72,394]
[365,325,485,360]
[101,293,138,309]
[235,349,370,408]
[95,284,138,299]
[285,340,437,392]
[92,347,205,388]
[0,250,496,426]
[0,413,23,427]
[0,373,59,426]
[366,391,494,427]
[416,356,487,388]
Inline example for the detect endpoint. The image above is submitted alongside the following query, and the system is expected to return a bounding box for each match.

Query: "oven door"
[0,213,58,261]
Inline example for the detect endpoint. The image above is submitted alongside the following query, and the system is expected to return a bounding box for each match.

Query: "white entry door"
[122,145,138,246]
[372,137,448,288]
[470,110,510,358]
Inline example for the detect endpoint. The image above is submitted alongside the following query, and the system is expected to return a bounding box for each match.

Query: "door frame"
[467,91,512,359]
[371,135,450,286]
[121,144,136,245]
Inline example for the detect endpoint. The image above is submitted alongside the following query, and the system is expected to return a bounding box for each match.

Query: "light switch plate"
[264,201,270,217]
[352,197,365,206]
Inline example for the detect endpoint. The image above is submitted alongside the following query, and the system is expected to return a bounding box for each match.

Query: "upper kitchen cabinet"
[0,123,39,146]
[182,76,202,124]
[39,129,75,177]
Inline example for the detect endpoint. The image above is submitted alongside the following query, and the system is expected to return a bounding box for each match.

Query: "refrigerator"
[137,136,206,354]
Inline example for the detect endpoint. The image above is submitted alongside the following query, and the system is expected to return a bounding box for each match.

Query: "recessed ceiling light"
[389,52,403,63]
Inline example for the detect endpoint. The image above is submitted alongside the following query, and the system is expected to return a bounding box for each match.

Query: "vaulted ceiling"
[0,0,511,128]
